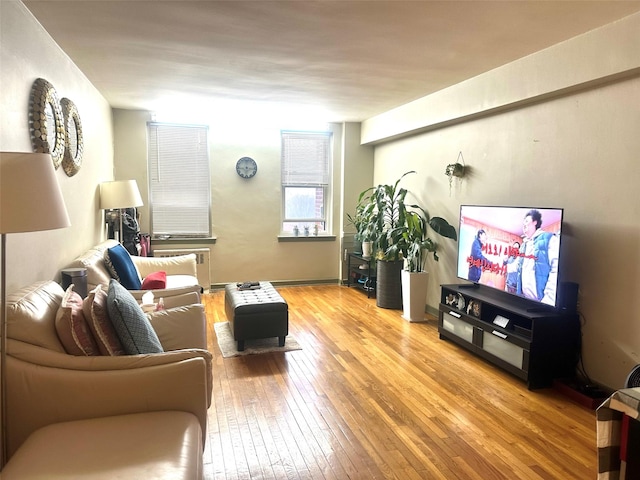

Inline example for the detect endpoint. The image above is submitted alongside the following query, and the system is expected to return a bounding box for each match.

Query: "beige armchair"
[3,280,212,477]
[68,239,202,301]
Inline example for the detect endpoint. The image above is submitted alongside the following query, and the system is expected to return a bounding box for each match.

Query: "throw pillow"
[83,285,126,356]
[55,285,99,356]
[141,271,167,290]
[105,244,142,290]
[107,279,163,354]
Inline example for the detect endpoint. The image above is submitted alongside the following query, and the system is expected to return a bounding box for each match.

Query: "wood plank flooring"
[202,285,596,479]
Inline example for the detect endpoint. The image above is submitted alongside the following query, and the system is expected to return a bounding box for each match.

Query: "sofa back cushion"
[6,281,66,353]
[55,285,100,356]
[68,240,119,291]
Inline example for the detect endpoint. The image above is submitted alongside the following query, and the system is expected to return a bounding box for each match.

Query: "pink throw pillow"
[141,271,167,290]
[55,285,99,356]
[83,285,125,356]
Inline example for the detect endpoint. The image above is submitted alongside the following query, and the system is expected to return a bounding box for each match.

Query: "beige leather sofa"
[69,239,202,301]
[2,280,212,479]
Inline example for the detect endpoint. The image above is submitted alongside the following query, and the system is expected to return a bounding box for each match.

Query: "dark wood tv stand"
[438,284,580,390]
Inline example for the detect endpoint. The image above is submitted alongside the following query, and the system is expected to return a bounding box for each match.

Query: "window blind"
[148,123,211,238]
[281,131,331,186]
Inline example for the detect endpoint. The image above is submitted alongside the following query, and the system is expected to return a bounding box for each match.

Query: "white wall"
[0,1,114,293]
[341,122,375,234]
[363,13,640,390]
[113,110,355,286]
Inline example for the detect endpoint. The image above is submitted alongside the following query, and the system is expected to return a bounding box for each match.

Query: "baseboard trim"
[209,279,340,291]
[425,304,439,318]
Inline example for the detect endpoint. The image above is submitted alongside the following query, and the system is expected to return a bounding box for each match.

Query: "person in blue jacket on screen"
[517,209,559,306]
[468,229,490,283]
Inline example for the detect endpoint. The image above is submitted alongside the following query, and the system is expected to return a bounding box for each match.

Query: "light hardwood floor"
[202,285,596,479]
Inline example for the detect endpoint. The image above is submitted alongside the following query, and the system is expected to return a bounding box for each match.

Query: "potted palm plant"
[354,171,415,309]
[346,203,374,257]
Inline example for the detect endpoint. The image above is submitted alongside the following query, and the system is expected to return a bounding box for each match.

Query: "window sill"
[278,235,336,242]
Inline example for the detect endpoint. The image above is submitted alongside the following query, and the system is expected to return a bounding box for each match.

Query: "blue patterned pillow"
[105,244,142,290]
[107,280,163,354]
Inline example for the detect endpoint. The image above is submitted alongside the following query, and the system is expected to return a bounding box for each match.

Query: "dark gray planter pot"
[376,259,403,309]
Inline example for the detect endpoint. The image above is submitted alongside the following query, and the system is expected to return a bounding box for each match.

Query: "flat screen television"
[457,205,564,309]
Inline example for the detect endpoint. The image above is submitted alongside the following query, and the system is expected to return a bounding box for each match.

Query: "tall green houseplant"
[401,205,458,272]
[353,171,457,309]
[400,203,457,321]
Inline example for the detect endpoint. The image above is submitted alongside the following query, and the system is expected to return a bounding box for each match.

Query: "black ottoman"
[224,282,288,351]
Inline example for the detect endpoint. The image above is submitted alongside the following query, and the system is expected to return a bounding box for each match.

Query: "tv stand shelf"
[438,284,580,390]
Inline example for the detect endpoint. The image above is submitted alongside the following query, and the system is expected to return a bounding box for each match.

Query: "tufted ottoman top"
[225,282,287,314]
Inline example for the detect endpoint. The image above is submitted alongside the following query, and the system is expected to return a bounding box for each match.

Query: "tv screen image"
[457,205,564,308]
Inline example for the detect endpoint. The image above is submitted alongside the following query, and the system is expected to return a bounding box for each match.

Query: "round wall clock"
[29,78,65,169]
[60,97,84,177]
[236,156,257,179]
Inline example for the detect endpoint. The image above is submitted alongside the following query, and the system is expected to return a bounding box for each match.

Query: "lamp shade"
[100,180,143,210]
[0,152,71,233]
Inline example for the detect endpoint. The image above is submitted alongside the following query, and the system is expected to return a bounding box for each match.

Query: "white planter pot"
[401,270,429,322]
[362,241,373,258]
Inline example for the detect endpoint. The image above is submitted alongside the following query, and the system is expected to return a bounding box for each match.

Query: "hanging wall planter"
[445,151,466,194]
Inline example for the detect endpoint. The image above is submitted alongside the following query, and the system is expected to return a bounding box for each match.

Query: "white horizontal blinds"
[148,123,211,237]
[281,131,331,186]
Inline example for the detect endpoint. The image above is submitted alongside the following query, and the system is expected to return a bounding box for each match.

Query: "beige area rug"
[214,321,302,358]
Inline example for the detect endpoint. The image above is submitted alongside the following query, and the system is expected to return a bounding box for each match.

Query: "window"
[148,123,211,238]
[281,131,332,234]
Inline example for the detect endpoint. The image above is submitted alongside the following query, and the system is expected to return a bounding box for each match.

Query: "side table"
[347,253,376,298]
[60,267,88,298]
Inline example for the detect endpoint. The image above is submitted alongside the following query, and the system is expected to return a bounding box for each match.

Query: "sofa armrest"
[3,411,203,479]
[131,254,198,278]
[6,355,209,459]
[147,304,207,351]
[160,291,201,309]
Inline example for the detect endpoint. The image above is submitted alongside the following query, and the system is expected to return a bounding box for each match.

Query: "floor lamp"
[99,180,143,243]
[0,152,71,468]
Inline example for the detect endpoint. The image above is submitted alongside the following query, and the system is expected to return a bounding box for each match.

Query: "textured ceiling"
[24,1,640,122]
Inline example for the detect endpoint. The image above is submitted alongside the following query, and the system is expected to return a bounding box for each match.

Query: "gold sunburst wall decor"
[29,78,65,169]
[60,97,84,177]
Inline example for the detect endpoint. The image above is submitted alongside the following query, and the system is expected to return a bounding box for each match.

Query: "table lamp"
[99,180,143,243]
[0,152,71,467]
